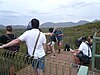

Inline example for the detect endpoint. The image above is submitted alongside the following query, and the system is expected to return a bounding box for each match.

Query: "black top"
[49,34,57,42]
[0,34,16,43]
[0,34,16,50]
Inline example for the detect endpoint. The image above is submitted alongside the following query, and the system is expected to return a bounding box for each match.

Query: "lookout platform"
[16,50,100,75]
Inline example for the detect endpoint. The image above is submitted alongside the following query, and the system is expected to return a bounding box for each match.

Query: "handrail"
[92,32,100,72]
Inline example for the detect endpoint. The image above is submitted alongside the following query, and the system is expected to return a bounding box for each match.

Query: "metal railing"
[92,32,100,72]
[0,49,90,75]
[0,50,30,75]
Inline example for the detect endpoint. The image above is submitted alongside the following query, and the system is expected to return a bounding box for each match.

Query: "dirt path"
[16,50,100,75]
[16,50,77,75]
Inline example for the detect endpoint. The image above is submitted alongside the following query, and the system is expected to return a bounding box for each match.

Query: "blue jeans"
[32,56,45,70]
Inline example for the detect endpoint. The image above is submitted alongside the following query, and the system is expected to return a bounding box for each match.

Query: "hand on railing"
[0,44,5,49]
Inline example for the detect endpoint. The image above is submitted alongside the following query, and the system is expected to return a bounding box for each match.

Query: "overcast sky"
[0,0,100,25]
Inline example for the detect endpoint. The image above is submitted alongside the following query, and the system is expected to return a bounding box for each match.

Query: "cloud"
[0,0,3,3]
[58,0,100,9]
[29,10,49,15]
[0,10,17,14]
[0,0,100,25]
[0,10,21,19]
[0,15,30,25]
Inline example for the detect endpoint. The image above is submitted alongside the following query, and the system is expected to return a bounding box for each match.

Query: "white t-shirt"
[79,42,92,57]
[18,29,46,58]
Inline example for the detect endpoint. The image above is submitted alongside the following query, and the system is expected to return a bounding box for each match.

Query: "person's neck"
[33,28,38,29]
[6,31,12,34]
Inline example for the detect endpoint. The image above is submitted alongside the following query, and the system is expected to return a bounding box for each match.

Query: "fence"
[92,32,100,72]
[0,50,29,75]
[0,49,90,75]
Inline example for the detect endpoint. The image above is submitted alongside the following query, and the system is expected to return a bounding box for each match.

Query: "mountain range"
[40,20,90,28]
[40,19,100,28]
[0,19,100,29]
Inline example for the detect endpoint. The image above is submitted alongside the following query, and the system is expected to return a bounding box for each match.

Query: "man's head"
[88,35,93,44]
[27,18,39,30]
[31,18,39,29]
[75,36,87,47]
[6,26,12,32]
[81,36,87,42]
[49,28,54,33]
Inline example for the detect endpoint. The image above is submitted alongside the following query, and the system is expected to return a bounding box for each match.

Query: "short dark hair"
[75,36,86,47]
[90,36,93,39]
[6,26,12,32]
[81,36,87,42]
[49,28,54,33]
[31,18,39,29]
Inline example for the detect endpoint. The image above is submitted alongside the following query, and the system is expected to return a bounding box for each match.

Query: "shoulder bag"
[32,32,40,57]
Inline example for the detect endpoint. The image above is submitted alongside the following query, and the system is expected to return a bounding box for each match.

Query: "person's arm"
[58,34,63,36]
[0,38,21,49]
[70,49,80,53]
[44,32,52,36]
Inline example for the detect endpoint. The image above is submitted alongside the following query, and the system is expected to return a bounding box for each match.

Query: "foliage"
[0,21,100,53]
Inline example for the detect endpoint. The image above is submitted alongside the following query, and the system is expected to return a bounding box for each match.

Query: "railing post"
[92,34,96,71]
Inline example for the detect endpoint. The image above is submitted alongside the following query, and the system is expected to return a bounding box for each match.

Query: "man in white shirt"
[0,18,47,75]
[79,41,92,58]
[71,36,92,65]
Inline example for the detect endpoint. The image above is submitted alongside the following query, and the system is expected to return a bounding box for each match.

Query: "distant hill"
[11,25,26,29]
[0,25,26,29]
[40,20,90,28]
[0,19,100,29]
[0,24,5,29]
[92,19,100,23]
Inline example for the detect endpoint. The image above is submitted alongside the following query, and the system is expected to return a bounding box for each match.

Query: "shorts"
[32,56,45,70]
[48,41,55,46]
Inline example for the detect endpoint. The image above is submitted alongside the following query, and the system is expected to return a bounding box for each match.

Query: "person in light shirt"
[45,28,57,54]
[71,36,92,65]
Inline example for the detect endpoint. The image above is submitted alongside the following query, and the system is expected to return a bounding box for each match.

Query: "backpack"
[5,34,20,52]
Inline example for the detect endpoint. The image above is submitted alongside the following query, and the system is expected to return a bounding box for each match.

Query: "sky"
[0,0,100,25]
